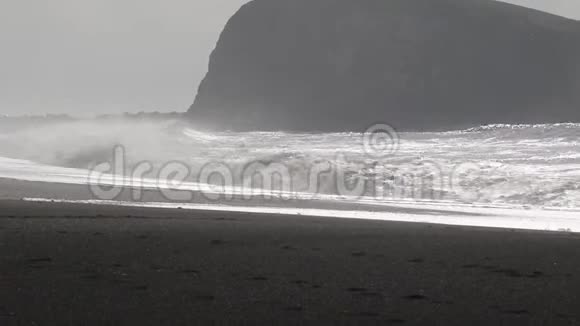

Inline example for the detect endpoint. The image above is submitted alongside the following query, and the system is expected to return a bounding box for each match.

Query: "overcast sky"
[0,0,578,116]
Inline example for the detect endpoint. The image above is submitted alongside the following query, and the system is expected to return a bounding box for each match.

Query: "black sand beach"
[1,199,580,325]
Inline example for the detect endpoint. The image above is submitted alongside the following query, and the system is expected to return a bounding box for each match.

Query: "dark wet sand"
[1,199,579,325]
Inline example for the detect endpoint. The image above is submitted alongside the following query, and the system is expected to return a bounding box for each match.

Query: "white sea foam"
[21,197,580,233]
[1,120,580,209]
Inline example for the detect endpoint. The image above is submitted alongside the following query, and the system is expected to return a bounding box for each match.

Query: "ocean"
[3,119,580,232]
[2,120,580,209]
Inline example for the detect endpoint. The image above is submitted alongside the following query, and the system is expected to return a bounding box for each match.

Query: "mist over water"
[1,118,580,208]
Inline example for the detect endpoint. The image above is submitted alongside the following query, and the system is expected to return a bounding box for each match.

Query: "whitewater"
[1,118,580,232]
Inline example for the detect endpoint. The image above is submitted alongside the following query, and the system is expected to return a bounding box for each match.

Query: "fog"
[0,118,187,168]
[0,0,578,116]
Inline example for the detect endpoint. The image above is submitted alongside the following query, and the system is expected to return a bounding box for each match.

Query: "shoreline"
[2,177,580,233]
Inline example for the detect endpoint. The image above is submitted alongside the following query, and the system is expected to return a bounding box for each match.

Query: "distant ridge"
[188,0,580,131]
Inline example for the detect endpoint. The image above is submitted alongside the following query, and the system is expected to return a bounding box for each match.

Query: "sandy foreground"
[1,179,580,324]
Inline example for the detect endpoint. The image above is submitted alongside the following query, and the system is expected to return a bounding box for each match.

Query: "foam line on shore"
[3,156,579,213]
[22,197,580,233]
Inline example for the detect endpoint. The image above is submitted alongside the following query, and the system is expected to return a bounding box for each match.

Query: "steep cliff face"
[188,0,580,131]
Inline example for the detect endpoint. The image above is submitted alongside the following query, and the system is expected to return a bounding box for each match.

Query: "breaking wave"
[1,119,580,209]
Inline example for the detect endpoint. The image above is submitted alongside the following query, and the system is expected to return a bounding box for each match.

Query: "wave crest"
[1,120,580,208]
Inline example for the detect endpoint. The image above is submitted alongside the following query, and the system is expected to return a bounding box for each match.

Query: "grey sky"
[0,0,578,116]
